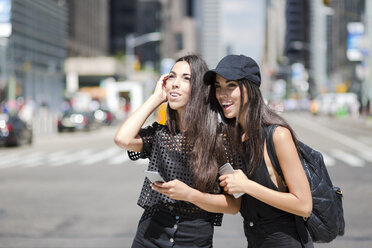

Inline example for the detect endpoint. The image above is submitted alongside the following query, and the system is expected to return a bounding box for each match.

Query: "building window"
[187,0,194,17]
[176,33,183,50]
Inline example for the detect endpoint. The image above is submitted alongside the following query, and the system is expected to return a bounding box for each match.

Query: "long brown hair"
[211,78,298,176]
[166,55,220,192]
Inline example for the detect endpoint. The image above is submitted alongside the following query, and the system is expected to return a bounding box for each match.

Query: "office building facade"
[66,0,109,57]
[2,0,67,111]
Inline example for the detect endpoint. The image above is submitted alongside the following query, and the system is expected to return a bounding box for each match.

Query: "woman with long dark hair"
[202,54,314,248]
[114,54,240,248]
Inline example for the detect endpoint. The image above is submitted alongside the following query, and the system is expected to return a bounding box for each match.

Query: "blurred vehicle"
[283,98,311,111]
[57,111,100,132]
[93,109,115,125]
[0,113,33,146]
[311,93,360,117]
[268,100,285,113]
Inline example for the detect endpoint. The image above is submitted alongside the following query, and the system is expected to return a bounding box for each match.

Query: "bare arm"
[114,75,168,151]
[151,179,241,214]
[220,127,312,218]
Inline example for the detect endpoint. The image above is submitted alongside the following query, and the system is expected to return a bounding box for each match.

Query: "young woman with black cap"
[202,54,314,248]
[114,54,241,248]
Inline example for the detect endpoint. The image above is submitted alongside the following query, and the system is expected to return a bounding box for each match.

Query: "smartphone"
[144,170,166,183]
[218,163,244,198]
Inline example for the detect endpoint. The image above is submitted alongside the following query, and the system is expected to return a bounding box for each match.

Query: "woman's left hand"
[219,169,249,195]
[151,179,194,201]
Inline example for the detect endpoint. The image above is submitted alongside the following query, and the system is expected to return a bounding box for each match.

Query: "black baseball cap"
[203,55,261,87]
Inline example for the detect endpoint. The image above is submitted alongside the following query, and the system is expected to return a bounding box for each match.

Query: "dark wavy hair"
[210,78,298,176]
[166,55,220,192]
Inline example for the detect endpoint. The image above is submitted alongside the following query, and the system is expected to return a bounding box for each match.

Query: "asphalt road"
[0,112,371,247]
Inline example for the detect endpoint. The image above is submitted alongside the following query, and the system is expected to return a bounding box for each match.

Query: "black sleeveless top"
[239,141,293,225]
[128,122,238,226]
[239,129,313,247]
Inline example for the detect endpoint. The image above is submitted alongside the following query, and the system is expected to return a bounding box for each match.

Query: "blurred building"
[264,0,371,113]
[194,0,222,68]
[263,0,312,99]
[364,0,372,112]
[64,0,125,94]
[157,0,197,68]
[109,0,222,72]
[309,0,328,97]
[264,0,287,78]
[285,0,310,67]
[324,0,365,98]
[0,0,67,111]
[262,0,287,98]
[109,0,137,55]
[66,0,109,57]
[136,0,162,70]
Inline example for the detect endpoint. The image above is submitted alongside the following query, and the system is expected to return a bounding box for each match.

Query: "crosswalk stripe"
[16,152,45,168]
[359,151,372,163]
[80,147,121,165]
[0,150,17,157]
[108,152,129,165]
[50,149,92,166]
[287,114,372,153]
[22,150,70,167]
[0,147,369,169]
[322,153,336,167]
[330,149,365,167]
[0,153,24,167]
[47,150,70,162]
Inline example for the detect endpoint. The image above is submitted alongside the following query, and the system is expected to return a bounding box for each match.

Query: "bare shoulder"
[272,126,293,145]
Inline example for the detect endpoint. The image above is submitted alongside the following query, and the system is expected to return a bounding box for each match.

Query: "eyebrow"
[169,71,191,77]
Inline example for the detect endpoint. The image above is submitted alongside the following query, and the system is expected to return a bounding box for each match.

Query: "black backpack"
[265,125,345,243]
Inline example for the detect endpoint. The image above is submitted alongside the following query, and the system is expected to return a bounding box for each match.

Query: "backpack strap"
[265,124,284,180]
[265,125,310,244]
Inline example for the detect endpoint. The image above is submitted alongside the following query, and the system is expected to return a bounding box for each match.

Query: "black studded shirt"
[128,122,238,226]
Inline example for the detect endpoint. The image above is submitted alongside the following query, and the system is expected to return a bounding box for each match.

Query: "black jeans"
[243,219,313,248]
[132,209,214,248]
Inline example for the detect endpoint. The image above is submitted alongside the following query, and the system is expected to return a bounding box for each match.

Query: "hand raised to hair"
[153,74,169,103]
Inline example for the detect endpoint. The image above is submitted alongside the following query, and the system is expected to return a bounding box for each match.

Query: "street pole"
[364,0,372,114]
[125,32,162,80]
[125,34,135,81]
[0,38,8,100]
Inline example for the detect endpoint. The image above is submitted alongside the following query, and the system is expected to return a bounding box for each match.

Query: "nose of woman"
[171,77,180,88]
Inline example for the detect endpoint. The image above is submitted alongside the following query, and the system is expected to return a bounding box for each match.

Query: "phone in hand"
[218,163,244,198]
[144,170,166,183]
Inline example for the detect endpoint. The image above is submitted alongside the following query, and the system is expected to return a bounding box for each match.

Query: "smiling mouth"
[221,102,233,110]
[169,92,181,98]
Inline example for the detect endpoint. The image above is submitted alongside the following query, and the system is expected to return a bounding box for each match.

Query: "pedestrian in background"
[203,54,314,248]
[114,54,240,248]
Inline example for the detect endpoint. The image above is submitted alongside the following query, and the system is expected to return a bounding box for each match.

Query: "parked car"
[93,109,115,125]
[0,113,33,146]
[57,111,100,132]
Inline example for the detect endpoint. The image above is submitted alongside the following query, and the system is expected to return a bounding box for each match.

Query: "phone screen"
[144,170,165,183]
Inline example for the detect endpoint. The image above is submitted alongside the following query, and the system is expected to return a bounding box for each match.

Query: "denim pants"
[243,218,313,248]
[132,209,214,248]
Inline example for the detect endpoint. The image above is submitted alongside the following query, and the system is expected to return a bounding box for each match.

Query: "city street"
[0,112,371,248]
